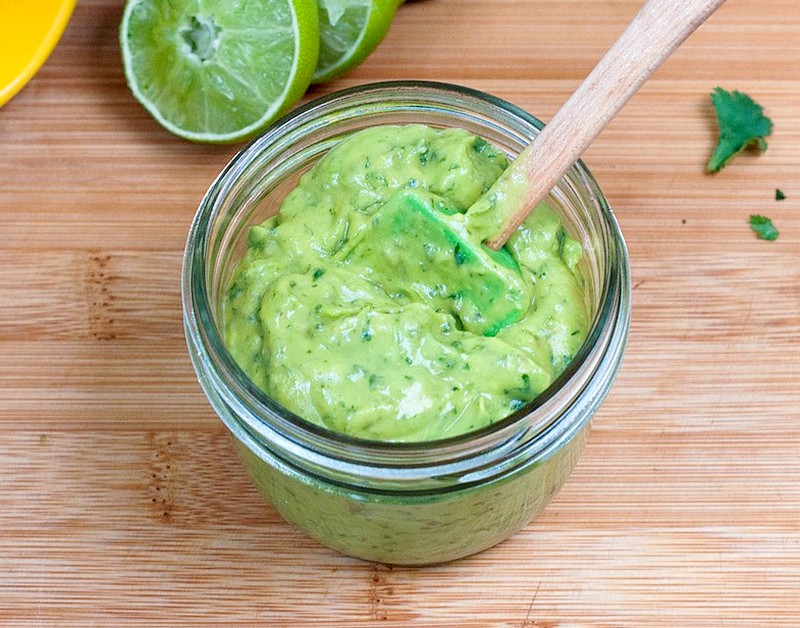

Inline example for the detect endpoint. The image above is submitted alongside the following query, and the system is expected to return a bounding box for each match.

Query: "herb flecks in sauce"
[224,124,589,442]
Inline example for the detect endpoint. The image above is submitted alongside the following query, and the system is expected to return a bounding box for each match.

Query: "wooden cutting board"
[1,0,798,625]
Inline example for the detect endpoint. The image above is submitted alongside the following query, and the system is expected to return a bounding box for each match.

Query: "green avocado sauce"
[223,124,588,442]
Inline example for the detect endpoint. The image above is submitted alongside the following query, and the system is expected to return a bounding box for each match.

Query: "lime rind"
[120,0,319,143]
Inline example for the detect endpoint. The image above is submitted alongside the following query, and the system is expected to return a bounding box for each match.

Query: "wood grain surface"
[2,0,798,625]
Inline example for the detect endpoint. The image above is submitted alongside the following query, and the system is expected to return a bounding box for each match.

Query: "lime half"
[120,0,319,143]
[312,0,400,84]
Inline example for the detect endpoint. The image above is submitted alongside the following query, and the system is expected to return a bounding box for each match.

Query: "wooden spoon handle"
[484,0,727,249]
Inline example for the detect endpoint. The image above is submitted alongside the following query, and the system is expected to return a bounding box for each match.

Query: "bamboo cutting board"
[2,0,799,625]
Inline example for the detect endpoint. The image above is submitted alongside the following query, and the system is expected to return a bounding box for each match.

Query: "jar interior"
[190,82,622,452]
[206,108,608,338]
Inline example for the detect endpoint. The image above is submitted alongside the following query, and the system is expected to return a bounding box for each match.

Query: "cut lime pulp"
[120,0,319,143]
[312,0,400,84]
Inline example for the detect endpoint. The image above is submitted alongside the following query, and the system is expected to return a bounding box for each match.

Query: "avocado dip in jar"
[182,81,630,564]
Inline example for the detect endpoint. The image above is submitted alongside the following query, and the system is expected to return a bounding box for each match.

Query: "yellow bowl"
[0,0,77,107]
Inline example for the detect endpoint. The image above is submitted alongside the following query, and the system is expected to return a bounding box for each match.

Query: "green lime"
[312,0,400,84]
[120,0,319,143]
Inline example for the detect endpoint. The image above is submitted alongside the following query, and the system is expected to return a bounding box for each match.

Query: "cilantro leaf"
[706,88,773,173]
[776,188,786,201]
[749,215,779,241]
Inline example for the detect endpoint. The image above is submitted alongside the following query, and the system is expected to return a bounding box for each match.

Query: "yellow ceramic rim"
[0,0,77,107]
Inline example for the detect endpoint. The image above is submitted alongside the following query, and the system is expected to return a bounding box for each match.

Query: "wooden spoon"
[466,0,728,250]
[343,0,727,336]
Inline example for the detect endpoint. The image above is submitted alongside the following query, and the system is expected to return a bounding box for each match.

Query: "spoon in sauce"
[467,0,728,249]
[344,0,728,335]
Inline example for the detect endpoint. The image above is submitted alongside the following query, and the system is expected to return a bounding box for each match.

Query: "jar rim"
[182,80,630,472]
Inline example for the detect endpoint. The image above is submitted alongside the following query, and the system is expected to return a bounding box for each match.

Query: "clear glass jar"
[182,81,630,565]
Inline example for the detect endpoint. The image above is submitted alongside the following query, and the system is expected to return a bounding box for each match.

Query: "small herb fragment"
[453,243,468,266]
[775,189,786,201]
[749,214,779,241]
[706,88,773,173]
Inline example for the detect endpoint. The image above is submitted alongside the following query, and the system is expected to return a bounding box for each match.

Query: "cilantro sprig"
[706,88,773,173]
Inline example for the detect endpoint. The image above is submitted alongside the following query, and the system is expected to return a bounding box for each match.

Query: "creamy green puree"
[224,124,588,442]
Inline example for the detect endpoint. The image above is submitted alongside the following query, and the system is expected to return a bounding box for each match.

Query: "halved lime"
[120,0,319,143]
[312,0,400,84]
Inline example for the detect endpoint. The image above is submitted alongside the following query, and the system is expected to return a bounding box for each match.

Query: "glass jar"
[182,81,630,565]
